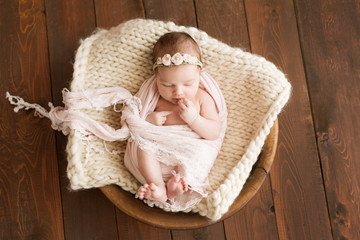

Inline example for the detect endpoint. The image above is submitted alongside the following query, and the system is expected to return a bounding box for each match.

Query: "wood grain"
[295,0,360,239]
[95,0,145,29]
[44,0,119,239]
[172,222,225,240]
[0,0,64,239]
[224,178,278,240]
[116,210,171,240]
[143,0,197,26]
[245,0,333,239]
[196,0,250,49]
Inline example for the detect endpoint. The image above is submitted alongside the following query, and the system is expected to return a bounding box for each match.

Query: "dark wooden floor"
[1,0,359,239]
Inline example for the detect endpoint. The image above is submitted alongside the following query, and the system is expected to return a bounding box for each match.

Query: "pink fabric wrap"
[6,71,227,212]
[124,71,227,211]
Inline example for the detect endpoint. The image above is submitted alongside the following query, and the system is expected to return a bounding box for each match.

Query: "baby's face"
[156,64,201,105]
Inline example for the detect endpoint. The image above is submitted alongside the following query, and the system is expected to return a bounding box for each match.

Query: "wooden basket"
[100,120,278,229]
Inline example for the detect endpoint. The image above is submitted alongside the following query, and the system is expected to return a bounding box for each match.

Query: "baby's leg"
[166,176,188,199]
[137,148,167,202]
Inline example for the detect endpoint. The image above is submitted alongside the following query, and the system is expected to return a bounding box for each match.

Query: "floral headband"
[153,52,203,70]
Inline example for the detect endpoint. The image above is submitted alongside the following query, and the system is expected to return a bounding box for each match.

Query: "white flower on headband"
[189,56,198,65]
[182,53,198,64]
[162,54,172,66]
[171,53,183,65]
[183,54,192,62]
[153,52,203,70]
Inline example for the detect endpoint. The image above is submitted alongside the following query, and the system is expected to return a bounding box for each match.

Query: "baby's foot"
[166,176,188,199]
[138,183,167,202]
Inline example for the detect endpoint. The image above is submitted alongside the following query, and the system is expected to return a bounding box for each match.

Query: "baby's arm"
[178,92,221,140]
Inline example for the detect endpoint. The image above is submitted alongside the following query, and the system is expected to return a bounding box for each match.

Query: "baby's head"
[152,32,201,64]
[152,32,203,104]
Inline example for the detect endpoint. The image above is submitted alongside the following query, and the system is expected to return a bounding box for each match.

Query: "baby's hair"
[152,32,201,63]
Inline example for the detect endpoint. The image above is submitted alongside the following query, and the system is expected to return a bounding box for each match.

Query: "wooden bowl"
[100,120,278,229]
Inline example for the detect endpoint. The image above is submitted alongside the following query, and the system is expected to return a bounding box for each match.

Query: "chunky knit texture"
[67,19,291,220]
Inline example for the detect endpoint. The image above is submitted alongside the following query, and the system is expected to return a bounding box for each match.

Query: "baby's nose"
[174,86,183,95]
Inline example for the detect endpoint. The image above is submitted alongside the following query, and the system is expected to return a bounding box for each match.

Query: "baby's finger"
[178,101,186,109]
[182,98,193,107]
[160,111,173,116]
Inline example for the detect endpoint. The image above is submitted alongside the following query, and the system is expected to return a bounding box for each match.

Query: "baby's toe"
[138,191,145,199]
[149,183,157,190]
[180,178,188,191]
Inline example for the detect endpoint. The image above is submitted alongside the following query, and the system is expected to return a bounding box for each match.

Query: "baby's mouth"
[173,98,182,104]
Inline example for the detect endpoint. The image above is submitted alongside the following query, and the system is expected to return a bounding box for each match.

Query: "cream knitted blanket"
[8,19,291,220]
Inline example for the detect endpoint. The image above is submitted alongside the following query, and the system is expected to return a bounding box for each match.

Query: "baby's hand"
[178,99,199,125]
[146,111,172,125]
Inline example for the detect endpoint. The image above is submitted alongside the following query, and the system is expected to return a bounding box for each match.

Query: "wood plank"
[0,0,64,239]
[244,0,333,239]
[295,0,360,239]
[195,0,279,239]
[44,1,119,239]
[172,222,225,240]
[116,210,171,240]
[143,0,196,26]
[94,0,145,29]
[224,178,278,240]
[196,0,250,50]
